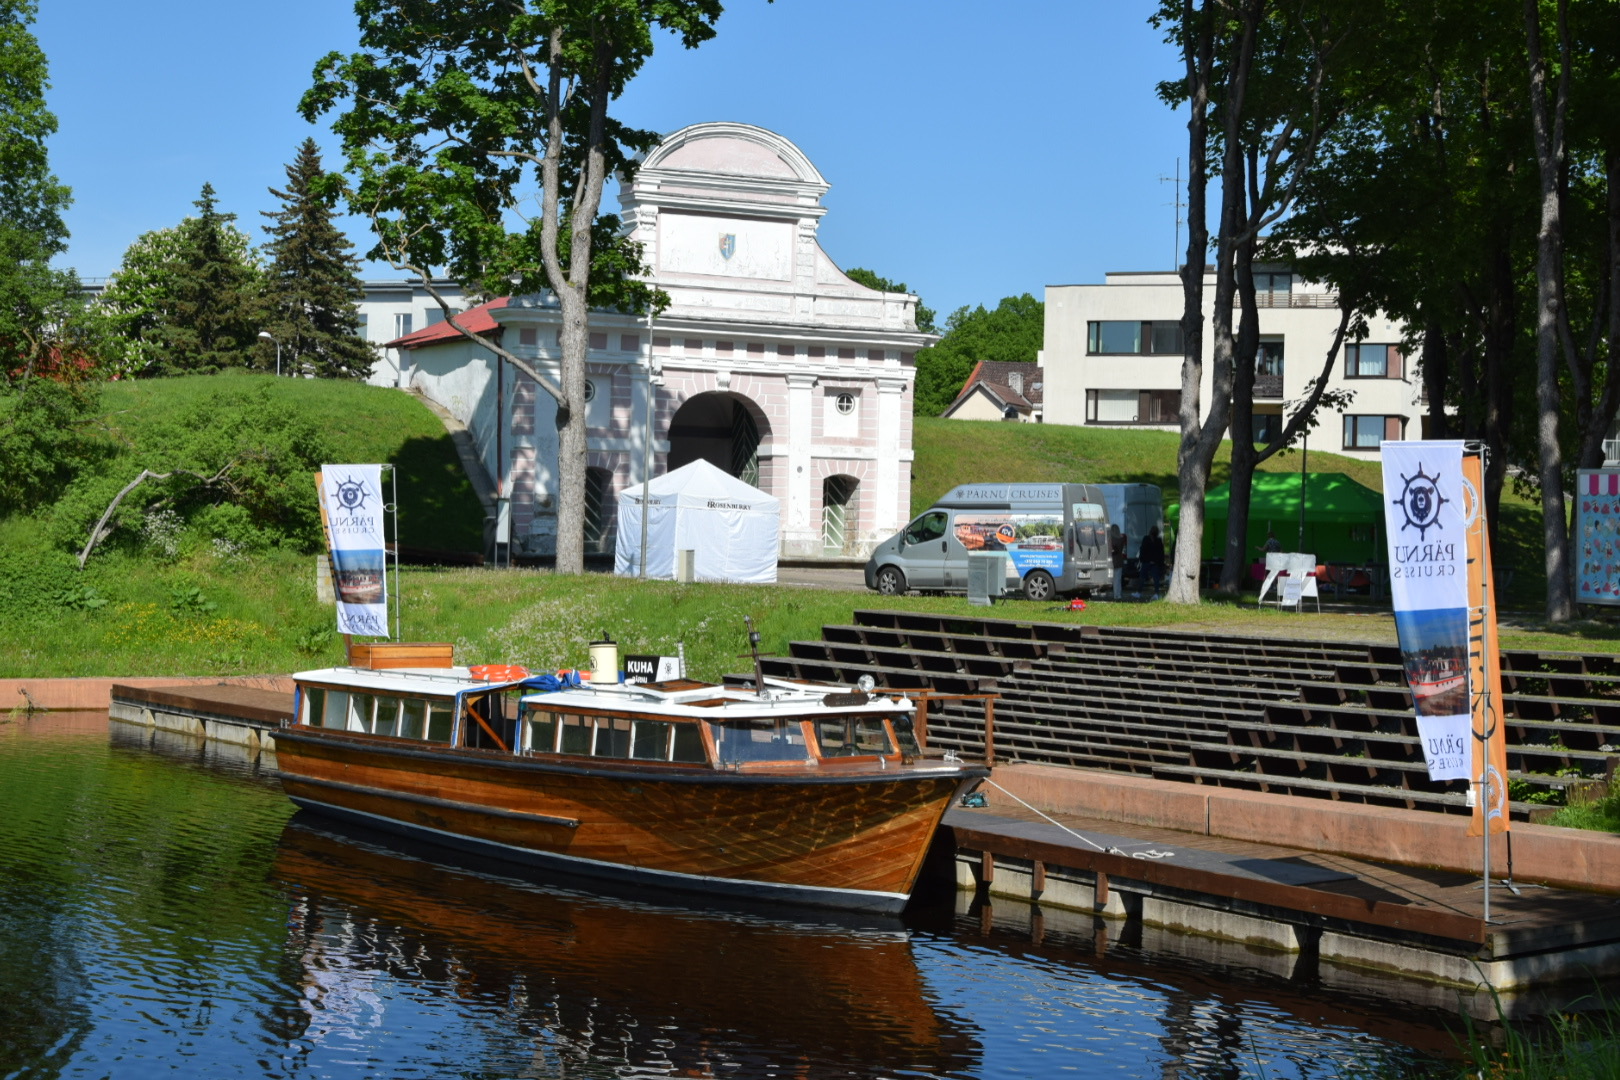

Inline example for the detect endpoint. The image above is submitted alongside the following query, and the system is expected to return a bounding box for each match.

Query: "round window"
[835,392,856,415]
[583,380,596,403]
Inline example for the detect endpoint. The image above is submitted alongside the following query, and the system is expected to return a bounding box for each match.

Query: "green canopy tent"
[1168,472,1385,566]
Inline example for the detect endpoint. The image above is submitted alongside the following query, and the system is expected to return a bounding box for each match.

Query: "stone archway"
[666,392,769,486]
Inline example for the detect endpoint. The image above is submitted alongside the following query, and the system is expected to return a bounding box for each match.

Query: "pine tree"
[260,139,374,379]
[148,183,262,376]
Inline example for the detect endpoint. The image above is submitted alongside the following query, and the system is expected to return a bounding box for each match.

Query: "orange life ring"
[469,663,530,683]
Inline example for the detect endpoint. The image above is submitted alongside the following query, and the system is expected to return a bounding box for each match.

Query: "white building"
[390,121,932,560]
[357,278,467,388]
[1041,268,1421,455]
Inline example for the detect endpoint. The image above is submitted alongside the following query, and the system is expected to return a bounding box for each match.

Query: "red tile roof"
[388,297,509,348]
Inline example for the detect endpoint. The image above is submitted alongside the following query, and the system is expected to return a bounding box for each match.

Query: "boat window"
[816,716,894,757]
[302,687,325,726]
[710,720,811,765]
[400,698,427,740]
[425,702,454,743]
[321,690,348,730]
[559,714,593,755]
[526,711,558,753]
[595,717,632,758]
[374,697,401,737]
[671,724,706,763]
[889,713,921,755]
[631,720,671,760]
[348,693,378,733]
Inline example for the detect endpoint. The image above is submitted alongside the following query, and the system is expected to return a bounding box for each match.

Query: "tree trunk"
[1576,147,1620,470]
[1420,321,1449,440]
[1525,0,1573,621]
[1219,215,1262,595]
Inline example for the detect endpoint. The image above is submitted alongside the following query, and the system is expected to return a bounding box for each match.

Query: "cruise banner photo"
[1381,441,1470,782]
[320,465,390,638]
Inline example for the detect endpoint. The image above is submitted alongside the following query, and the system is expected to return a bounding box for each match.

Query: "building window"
[1255,272,1293,297]
[1343,415,1404,449]
[1085,388,1179,424]
[356,313,368,339]
[1345,344,1403,379]
[583,380,596,403]
[1253,413,1280,444]
[834,392,855,415]
[394,313,413,338]
[1087,321,1182,355]
[1255,340,1284,399]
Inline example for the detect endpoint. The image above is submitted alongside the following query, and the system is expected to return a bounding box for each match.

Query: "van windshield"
[1072,503,1106,521]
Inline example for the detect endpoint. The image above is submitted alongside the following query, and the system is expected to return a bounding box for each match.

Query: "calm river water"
[0,713,1462,1079]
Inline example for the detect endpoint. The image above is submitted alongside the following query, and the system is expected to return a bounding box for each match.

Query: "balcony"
[1236,291,1339,308]
[1254,374,1284,399]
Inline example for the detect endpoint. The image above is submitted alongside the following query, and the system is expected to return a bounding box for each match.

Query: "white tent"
[614,458,780,583]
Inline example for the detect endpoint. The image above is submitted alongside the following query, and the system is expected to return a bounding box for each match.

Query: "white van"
[863,483,1112,600]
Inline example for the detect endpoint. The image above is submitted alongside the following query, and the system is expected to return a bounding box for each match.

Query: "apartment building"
[1041,269,1420,456]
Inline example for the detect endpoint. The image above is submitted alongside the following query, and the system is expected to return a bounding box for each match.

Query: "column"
[784,371,818,556]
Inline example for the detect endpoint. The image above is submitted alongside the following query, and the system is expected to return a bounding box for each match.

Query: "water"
[0,713,1458,1079]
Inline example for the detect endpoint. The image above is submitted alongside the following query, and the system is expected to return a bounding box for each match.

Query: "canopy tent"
[614,458,780,583]
[1168,471,1385,565]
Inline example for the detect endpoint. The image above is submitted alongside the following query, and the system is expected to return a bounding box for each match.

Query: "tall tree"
[98,189,263,377]
[0,0,84,384]
[260,138,376,379]
[912,294,1043,415]
[304,0,722,575]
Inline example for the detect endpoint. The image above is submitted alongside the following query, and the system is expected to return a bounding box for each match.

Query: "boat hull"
[274,728,983,913]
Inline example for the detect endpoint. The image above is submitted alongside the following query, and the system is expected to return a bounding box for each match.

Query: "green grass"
[99,372,485,552]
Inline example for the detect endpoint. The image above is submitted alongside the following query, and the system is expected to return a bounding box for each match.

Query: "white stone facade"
[400,122,931,560]
[1042,269,1422,457]
[358,278,468,388]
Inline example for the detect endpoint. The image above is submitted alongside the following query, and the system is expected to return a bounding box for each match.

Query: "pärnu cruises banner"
[1382,442,1472,783]
[319,465,390,638]
[1382,441,1509,838]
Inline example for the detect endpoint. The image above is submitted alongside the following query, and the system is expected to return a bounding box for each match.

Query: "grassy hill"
[99,373,485,553]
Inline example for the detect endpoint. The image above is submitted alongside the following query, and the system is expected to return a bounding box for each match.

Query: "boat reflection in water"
[272,814,983,1078]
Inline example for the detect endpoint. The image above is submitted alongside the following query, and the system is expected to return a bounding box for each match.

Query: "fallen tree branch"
[76,461,238,568]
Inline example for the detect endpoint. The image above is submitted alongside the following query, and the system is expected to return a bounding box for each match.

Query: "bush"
[0,380,113,515]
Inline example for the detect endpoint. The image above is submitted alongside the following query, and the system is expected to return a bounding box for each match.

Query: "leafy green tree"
[259,138,376,379]
[912,294,1043,416]
[303,0,723,574]
[98,189,263,377]
[0,0,89,383]
[844,267,936,333]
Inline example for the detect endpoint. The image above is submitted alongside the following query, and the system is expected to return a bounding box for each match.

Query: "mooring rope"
[980,777,1177,861]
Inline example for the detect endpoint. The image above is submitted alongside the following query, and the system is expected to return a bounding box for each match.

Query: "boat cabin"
[291,667,924,770]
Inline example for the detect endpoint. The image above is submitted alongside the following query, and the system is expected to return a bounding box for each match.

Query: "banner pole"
[388,464,400,641]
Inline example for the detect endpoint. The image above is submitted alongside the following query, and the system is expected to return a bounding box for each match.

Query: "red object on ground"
[1068,598,1087,611]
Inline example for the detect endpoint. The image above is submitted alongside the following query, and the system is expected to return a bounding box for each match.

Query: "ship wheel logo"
[1392,465,1447,540]
[333,475,373,512]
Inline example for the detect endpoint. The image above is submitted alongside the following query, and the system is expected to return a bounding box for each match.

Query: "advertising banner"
[1461,452,1510,837]
[952,513,1066,578]
[320,465,390,638]
[1575,469,1620,605]
[1381,441,1471,783]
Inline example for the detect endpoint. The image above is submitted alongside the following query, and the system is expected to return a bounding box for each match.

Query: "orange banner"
[1462,454,1509,836]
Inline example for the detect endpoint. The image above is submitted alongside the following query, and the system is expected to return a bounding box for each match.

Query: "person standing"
[1110,524,1127,600]
[1139,524,1166,600]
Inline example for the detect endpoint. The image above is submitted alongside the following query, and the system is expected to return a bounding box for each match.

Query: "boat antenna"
[744,616,765,695]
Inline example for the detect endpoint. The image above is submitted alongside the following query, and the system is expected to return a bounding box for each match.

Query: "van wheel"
[1022,569,1056,601]
[875,566,908,596]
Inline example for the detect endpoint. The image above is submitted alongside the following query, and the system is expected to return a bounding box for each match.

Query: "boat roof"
[293,666,529,697]
[522,677,911,721]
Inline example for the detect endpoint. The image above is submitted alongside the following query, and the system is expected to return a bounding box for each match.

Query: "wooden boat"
[276,644,986,913]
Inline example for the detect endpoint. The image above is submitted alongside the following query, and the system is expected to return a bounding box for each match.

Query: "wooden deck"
[945,800,1620,983]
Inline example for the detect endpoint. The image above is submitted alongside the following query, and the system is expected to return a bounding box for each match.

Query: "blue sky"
[35,1,1186,320]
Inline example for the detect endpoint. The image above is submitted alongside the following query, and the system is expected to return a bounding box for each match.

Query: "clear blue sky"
[35,1,1187,321]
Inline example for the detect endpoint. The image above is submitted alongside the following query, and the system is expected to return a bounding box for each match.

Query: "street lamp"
[257,330,281,377]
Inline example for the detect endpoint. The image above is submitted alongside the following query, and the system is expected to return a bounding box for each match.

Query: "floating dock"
[109,681,292,753]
